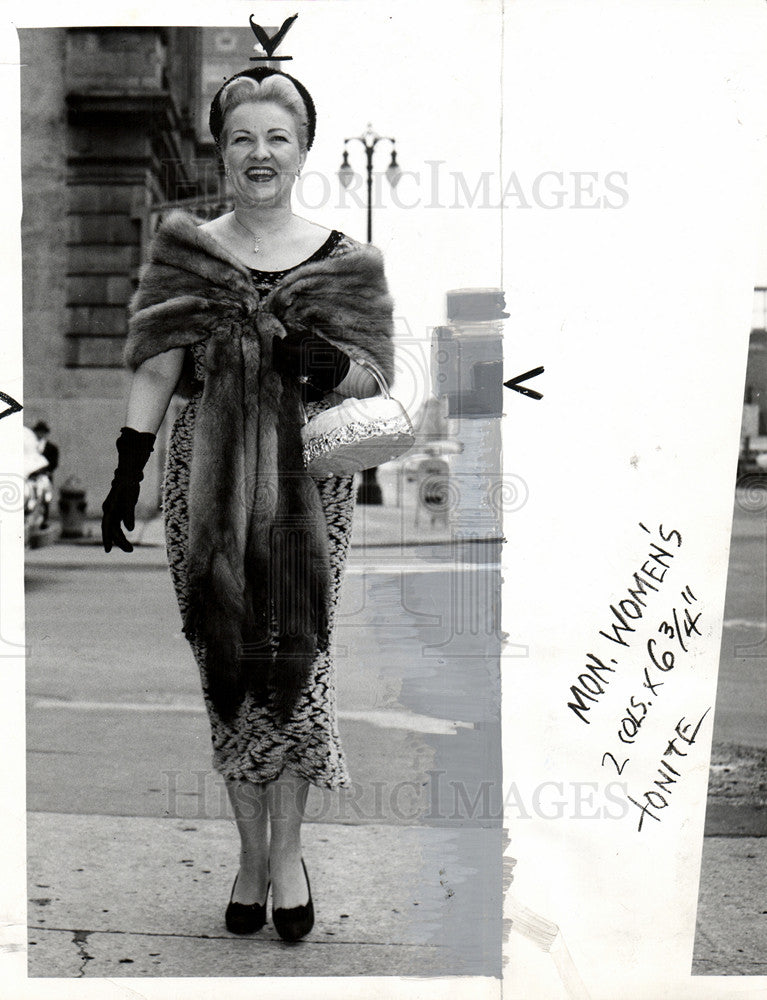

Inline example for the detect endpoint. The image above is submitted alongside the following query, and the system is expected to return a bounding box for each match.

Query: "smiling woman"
[205,100,324,268]
[100,63,393,944]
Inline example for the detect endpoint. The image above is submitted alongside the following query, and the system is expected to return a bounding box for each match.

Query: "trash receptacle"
[58,476,87,539]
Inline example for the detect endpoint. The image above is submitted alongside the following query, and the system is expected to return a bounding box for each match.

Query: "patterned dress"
[162,230,358,788]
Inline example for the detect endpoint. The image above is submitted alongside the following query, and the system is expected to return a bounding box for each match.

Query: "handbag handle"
[298,356,393,425]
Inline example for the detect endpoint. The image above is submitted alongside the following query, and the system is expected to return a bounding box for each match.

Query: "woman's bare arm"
[124,348,186,434]
[332,358,380,399]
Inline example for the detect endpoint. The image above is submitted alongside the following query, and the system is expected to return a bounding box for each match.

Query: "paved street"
[25,508,504,979]
[709,492,767,751]
[691,491,767,975]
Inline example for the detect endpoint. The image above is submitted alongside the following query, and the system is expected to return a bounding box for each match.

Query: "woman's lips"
[245,167,277,181]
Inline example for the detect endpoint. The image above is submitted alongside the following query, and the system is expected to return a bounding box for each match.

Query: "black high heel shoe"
[272,859,314,943]
[225,873,270,935]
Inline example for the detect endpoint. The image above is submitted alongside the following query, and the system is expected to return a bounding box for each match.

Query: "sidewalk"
[730,488,767,539]
[692,836,767,976]
[26,812,767,980]
[32,473,502,564]
[27,812,494,978]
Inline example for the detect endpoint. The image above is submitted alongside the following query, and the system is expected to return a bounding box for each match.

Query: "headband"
[209,66,317,150]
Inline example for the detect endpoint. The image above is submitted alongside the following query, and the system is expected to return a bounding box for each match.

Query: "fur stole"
[124,210,394,720]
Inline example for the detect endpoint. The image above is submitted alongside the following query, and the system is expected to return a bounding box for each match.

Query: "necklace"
[233,214,264,255]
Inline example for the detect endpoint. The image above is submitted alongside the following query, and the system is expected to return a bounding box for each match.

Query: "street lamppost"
[338,124,402,504]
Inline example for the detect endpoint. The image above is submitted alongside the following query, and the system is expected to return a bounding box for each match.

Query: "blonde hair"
[217,75,309,152]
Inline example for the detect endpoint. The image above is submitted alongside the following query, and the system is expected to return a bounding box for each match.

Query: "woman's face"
[221,100,306,209]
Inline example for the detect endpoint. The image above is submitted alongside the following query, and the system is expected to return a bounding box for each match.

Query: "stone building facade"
[20,26,253,517]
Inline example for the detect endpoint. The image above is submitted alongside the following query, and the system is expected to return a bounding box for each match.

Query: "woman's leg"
[268,771,311,908]
[225,778,270,903]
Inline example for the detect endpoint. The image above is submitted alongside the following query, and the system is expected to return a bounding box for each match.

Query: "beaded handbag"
[301,360,415,477]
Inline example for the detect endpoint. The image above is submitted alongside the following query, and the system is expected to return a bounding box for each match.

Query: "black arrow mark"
[503,366,544,400]
[0,390,22,421]
[249,14,298,56]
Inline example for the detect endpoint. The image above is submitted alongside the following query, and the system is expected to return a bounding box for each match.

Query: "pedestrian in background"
[32,421,58,529]
[101,65,394,942]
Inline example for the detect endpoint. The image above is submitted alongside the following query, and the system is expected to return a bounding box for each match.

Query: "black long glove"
[272,331,351,403]
[101,427,156,553]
